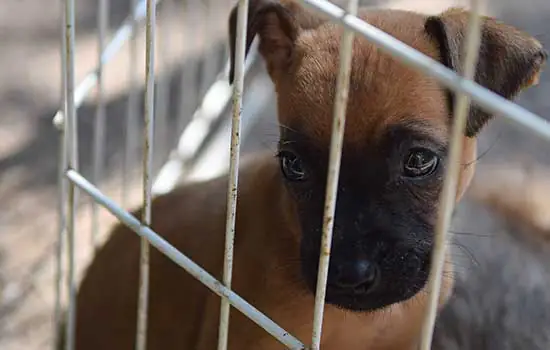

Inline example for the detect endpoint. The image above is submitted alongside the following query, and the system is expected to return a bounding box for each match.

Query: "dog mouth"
[323,274,427,312]
[324,288,382,312]
[324,280,379,308]
[301,249,431,312]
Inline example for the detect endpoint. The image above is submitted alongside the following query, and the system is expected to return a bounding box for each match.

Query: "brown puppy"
[73,2,546,349]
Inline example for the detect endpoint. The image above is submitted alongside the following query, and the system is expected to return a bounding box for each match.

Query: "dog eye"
[278,151,307,182]
[403,148,439,178]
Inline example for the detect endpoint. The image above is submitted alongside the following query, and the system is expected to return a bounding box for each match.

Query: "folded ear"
[425,7,547,137]
[228,0,326,83]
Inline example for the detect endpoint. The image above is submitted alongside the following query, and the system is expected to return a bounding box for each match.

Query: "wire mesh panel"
[53,0,247,348]
[54,0,550,350]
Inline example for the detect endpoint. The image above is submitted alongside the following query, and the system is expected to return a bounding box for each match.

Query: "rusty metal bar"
[310,0,359,348]
[419,1,485,349]
[217,0,249,348]
[135,0,156,349]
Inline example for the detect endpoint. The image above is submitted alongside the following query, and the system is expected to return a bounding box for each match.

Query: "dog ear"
[425,7,547,136]
[228,0,325,83]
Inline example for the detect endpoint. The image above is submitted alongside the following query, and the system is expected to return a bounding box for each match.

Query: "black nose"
[332,260,379,291]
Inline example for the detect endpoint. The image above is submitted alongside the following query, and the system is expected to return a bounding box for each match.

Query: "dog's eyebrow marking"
[279,123,301,135]
[384,122,447,151]
[279,140,297,147]
[279,126,317,145]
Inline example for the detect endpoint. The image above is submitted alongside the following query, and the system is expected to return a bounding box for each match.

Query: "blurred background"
[0,0,549,349]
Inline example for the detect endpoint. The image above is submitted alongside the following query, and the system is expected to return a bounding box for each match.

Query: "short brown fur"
[276,11,449,145]
[73,2,546,349]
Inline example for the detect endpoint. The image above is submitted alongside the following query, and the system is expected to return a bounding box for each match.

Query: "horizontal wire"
[296,0,550,141]
[52,0,164,129]
[65,169,306,350]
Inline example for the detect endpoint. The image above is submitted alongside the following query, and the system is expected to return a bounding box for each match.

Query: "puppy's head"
[229,2,546,312]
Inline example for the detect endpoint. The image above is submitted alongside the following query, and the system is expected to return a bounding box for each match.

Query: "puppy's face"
[276,16,449,311]
[279,125,444,311]
[229,3,546,312]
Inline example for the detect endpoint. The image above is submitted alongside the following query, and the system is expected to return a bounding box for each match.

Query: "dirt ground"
[0,0,549,349]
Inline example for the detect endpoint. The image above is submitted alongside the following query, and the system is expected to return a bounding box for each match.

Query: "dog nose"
[333,260,379,291]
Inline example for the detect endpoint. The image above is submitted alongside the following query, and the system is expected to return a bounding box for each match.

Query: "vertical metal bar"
[136,0,156,349]
[176,0,200,133]
[221,0,231,75]
[53,1,68,348]
[176,0,189,133]
[123,0,140,207]
[198,0,216,99]
[217,0,248,348]
[52,0,148,131]
[54,137,67,350]
[63,0,78,347]
[66,169,306,349]
[418,1,484,349]
[311,0,358,348]
[152,42,259,195]
[55,144,67,350]
[91,0,110,251]
[154,0,172,161]
[297,0,550,141]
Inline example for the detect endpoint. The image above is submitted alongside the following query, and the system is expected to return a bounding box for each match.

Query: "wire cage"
[44,0,550,349]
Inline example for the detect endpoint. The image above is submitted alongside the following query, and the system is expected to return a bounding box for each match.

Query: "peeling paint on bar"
[311,0,359,348]
[135,0,156,349]
[419,1,485,349]
[218,0,249,349]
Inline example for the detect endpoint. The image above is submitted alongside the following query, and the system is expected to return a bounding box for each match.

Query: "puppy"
[73,2,546,349]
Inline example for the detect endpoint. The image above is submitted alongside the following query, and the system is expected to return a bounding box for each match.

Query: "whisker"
[276,123,300,135]
[261,120,303,135]
[449,229,492,238]
[463,131,502,166]
[449,242,480,267]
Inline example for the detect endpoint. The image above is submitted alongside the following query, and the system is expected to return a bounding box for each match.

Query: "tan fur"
[75,153,448,349]
[275,10,448,145]
[74,3,546,349]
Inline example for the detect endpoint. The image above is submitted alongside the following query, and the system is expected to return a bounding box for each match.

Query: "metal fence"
[54,0,550,349]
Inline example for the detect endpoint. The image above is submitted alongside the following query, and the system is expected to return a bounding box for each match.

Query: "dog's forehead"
[277,9,448,148]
